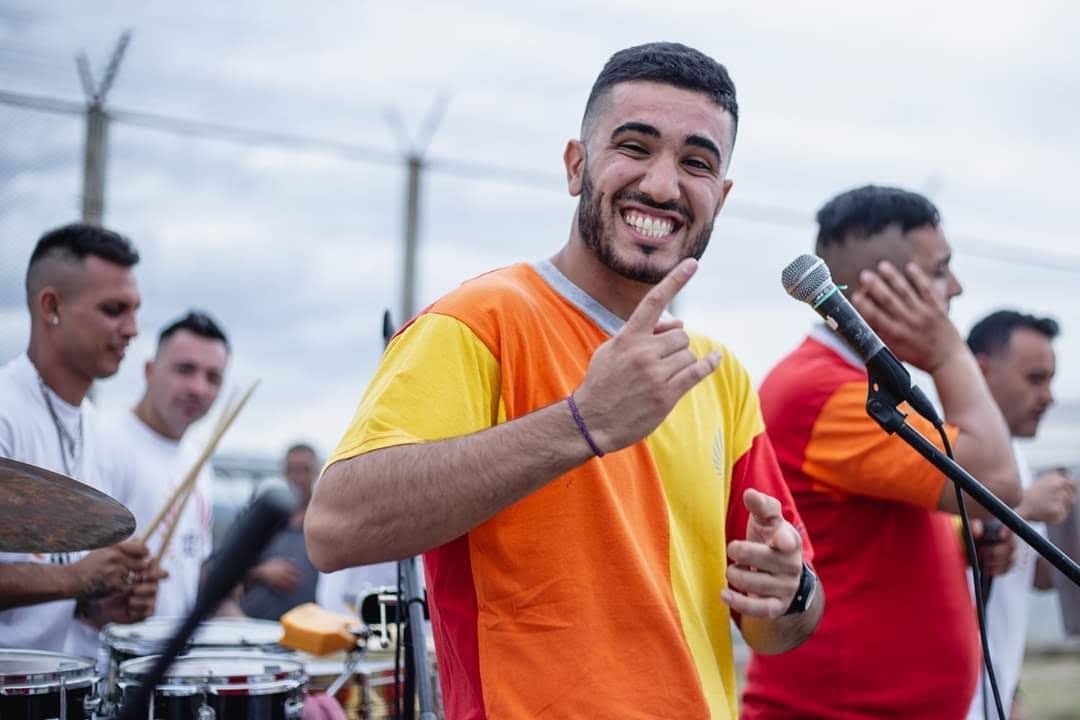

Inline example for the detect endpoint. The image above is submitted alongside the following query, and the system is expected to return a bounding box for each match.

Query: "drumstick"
[142,381,259,549]
[139,388,237,543]
[151,382,258,552]
[151,382,259,563]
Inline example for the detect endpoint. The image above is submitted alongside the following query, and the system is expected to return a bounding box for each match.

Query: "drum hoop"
[118,654,305,689]
[104,618,283,652]
[0,649,96,693]
[0,681,94,696]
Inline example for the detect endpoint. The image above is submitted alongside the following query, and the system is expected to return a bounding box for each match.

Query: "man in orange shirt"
[307,42,823,719]
[742,185,1021,719]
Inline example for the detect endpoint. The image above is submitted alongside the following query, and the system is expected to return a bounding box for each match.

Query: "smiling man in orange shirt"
[307,43,824,719]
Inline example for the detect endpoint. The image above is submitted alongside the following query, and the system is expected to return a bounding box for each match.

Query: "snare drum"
[0,649,99,720]
[118,653,304,720]
[98,617,284,716]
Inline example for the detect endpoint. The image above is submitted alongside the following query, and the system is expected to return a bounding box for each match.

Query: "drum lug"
[284,696,305,720]
[83,693,102,714]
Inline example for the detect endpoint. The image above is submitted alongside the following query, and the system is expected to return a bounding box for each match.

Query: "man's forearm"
[0,563,79,610]
[932,347,1020,509]
[740,586,825,655]
[307,398,596,570]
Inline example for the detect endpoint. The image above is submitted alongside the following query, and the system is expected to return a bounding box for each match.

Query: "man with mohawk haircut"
[0,222,164,659]
[742,185,1021,719]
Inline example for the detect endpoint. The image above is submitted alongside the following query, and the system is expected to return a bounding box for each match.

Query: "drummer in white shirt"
[104,310,230,622]
[0,222,163,659]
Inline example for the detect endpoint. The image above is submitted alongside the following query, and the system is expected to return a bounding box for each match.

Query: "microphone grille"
[782,254,833,303]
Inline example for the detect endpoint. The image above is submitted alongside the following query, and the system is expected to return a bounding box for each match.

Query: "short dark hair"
[815,185,941,252]
[967,310,1060,357]
[583,42,738,140]
[29,222,139,268]
[286,443,317,458]
[159,310,230,352]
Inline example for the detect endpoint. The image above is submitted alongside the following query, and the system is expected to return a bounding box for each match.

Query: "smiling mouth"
[622,210,681,240]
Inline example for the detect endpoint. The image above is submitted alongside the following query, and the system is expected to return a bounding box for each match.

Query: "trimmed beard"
[576,169,713,284]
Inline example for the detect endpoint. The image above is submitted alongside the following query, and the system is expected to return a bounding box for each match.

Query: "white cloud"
[2,0,1079,466]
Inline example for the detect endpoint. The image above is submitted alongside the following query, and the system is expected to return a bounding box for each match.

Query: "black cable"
[937,427,1006,720]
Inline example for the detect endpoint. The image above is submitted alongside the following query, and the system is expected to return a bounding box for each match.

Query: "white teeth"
[624,212,674,238]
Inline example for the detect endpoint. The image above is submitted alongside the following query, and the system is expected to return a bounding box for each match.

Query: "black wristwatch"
[783,563,817,616]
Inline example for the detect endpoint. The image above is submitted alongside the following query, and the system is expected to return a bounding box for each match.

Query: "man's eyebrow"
[611,122,723,165]
[610,121,660,140]
[686,134,722,164]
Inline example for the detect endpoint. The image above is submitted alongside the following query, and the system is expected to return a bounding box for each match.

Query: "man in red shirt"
[742,185,1021,719]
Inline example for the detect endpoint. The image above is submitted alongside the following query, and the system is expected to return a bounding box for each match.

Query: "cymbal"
[0,457,135,553]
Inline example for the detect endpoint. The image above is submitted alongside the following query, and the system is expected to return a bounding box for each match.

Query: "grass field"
[1017,652,1080,720]
[731,646,1080,718]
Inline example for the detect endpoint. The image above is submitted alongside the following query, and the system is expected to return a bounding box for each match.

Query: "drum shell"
[0,649,98,720]
[0,686,95,720]
[98,617,284,714]
[117,653,304,720]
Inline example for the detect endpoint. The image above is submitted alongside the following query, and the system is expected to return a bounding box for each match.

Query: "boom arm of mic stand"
[865,381,1080,589]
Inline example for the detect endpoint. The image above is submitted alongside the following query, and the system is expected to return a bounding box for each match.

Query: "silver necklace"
[37,375,83,477]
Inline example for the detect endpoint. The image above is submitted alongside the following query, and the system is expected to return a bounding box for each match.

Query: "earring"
[50,316,60,326]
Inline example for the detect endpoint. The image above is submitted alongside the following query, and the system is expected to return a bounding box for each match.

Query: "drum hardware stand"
[380,310,437,720]
[196,692,213,720]
[323,623,375,699]
[399,556,437,720]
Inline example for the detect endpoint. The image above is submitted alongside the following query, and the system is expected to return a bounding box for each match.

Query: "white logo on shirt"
[712,426,725,482]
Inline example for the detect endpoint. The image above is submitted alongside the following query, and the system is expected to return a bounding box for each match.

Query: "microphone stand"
[382,309,438,720]
[864,379,1080,588]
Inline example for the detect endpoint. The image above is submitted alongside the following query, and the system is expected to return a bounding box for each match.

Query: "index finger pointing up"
[624,258,699,334]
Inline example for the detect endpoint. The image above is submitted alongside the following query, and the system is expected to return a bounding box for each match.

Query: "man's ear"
[974,352,993,377]
[713,178,734,219]
[39,287,61,325]
[564,139,586,197]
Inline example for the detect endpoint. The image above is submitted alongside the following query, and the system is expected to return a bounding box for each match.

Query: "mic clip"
[866,373,909,435]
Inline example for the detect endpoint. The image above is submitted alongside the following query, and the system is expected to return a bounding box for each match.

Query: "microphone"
[782,254,944,427]
[117,487,294,720]
[382,309,395,347]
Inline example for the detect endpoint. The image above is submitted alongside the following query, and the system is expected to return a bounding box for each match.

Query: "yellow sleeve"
[802,380,960,509]
[327,313,501,466]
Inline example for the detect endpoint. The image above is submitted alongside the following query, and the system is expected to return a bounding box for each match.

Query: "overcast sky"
[2,1,1079,465]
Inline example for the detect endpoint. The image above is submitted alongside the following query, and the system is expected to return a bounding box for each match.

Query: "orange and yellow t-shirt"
[330,261,812,720]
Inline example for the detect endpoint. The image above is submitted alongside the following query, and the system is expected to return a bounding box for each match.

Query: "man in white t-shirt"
[966,310,1077,720]
[0,223,164,659]
[105,310,230,621]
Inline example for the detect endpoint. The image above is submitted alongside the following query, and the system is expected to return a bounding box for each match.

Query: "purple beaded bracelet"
[567,394,604,457]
